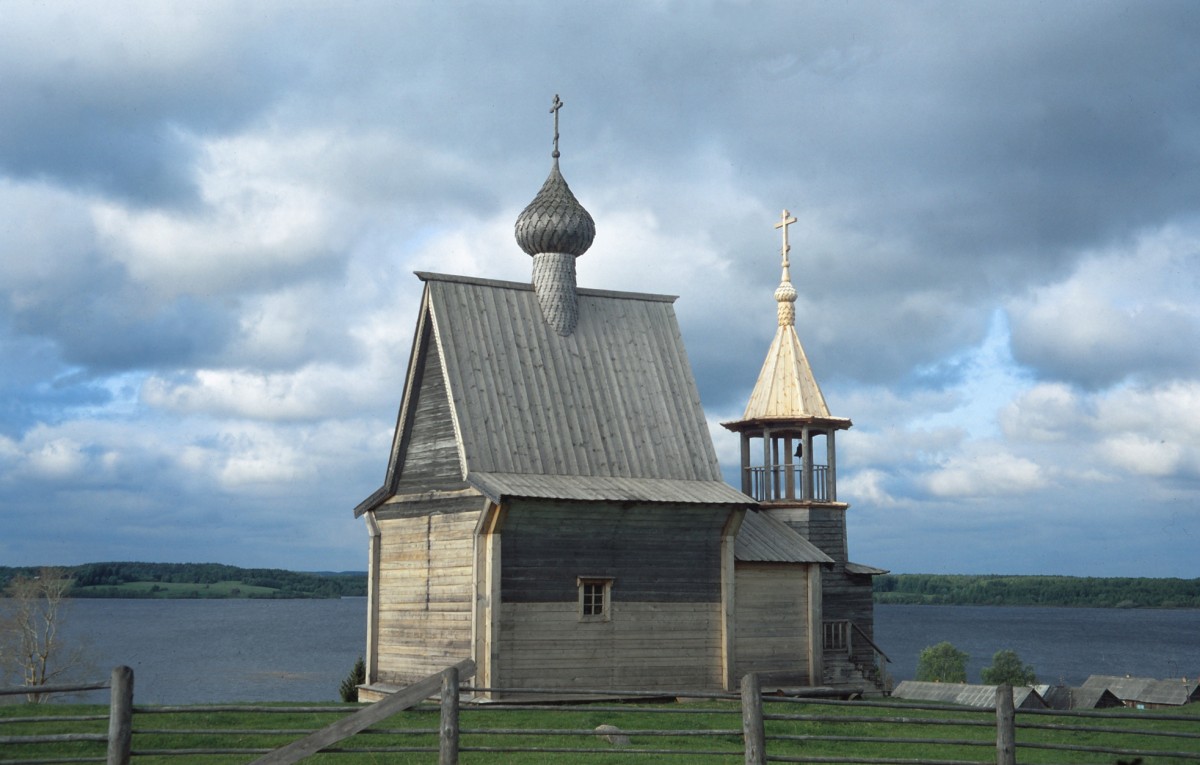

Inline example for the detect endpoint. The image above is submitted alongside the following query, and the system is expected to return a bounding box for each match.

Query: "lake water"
[51,598,367,705]
[37,599,1200,704]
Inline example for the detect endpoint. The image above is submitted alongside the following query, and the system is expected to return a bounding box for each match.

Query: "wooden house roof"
[1082,675,1200,706]
[892,681,1046,709]
[1037,685,1124,710]
[735,510,834,564]
[357,271,754,513]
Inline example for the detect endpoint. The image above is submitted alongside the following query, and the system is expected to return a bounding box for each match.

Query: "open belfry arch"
[353,97,887,700]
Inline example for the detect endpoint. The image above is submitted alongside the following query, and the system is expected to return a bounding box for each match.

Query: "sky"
[1,1,1198,577]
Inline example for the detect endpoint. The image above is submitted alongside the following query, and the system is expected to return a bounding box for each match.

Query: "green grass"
[3,698,1199,764]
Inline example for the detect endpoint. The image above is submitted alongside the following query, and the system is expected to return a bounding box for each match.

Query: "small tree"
[339,656,366,702]
[915,641,968,683]
[0,567,79,702]
[981,649,1037,686]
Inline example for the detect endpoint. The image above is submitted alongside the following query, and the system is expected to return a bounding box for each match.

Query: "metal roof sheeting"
[735,510,833,563]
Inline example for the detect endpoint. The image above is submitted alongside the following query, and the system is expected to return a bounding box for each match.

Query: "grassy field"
[3,697,1199,764]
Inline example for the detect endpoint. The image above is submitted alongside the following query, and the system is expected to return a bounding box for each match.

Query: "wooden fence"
[4,665,1200,764]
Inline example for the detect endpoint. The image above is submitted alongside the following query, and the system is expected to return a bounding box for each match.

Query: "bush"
[339,656,366,702]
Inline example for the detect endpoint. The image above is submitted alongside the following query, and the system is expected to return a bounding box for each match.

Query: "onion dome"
[514,159,595,257]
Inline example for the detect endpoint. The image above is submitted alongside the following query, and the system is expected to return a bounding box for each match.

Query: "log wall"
[374,497,481,685]
[496,601,723,690]
[499,502,726,603]
[494,501,729,691]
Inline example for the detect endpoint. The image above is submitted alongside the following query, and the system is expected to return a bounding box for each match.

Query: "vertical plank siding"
[393,336,468,493]
[375,498,481,685]
[734,563,811,683]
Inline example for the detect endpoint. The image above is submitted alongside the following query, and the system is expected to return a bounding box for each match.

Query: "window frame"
[576,576,614,622]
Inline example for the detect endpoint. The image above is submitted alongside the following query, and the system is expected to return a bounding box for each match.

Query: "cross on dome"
[550,94,563,159]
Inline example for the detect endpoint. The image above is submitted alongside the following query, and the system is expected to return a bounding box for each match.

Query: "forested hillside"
[0,562,367,599]
[874,574,1200,609]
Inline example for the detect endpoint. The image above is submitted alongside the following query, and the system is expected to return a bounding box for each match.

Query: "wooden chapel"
[353,99,886,700]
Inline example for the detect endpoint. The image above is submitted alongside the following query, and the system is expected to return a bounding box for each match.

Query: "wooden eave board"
[735,509,833,564]
[424,273,721,482]
[467,470,752,505]
[720,415,853,433]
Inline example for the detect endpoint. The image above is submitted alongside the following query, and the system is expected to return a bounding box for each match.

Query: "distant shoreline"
[0,562,367,600]
[3,564,1197,607]
[874,573,1200,610]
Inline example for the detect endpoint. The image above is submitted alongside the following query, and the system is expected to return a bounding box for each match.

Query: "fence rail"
[3,667,1200,764]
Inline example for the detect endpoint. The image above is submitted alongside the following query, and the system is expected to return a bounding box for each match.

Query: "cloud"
[923,448,1048,499]
[3,1,1200,575]
[1009,224,1200,388]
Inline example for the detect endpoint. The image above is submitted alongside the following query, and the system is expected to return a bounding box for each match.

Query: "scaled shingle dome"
[514,160,595,257]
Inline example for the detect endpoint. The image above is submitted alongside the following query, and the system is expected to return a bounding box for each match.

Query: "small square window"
[577,577,613,621]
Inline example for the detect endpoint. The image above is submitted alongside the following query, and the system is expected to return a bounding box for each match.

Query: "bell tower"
[722,210,852,558]
[723,211,887,689]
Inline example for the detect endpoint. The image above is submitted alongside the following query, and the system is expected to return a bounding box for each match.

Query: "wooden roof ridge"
[414,271,678,303]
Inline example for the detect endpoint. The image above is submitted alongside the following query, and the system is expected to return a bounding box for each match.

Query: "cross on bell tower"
[776,209,797,268]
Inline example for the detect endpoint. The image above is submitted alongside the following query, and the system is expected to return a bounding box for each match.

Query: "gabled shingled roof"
[357,272,753,513]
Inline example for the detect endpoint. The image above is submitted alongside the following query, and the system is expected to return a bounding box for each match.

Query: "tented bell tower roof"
[725,210,850,431]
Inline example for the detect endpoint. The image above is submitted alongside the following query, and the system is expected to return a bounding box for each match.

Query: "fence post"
[439,665,460,765]
[740,672,765,765]
[107,666,134,765]
[995,683,1015,765]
